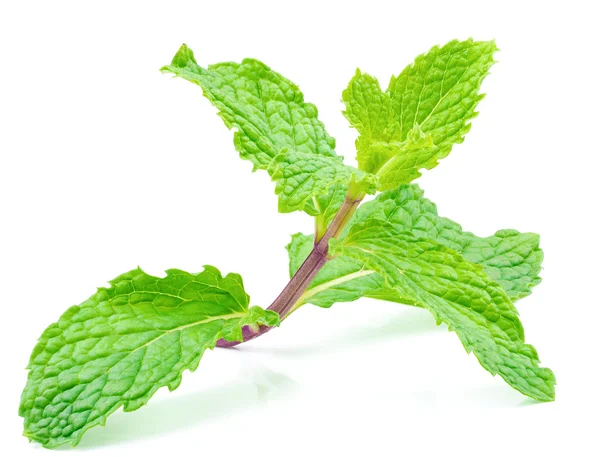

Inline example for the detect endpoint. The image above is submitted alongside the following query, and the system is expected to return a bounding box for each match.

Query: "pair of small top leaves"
[162,39,497,219]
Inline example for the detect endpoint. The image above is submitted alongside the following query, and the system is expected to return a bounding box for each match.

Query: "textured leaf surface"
[306,182,349,226]
[350,185,543,300]
[162,45,373,213]
[289,184,542,307]
[330,220,555,401]
[343,39,497,189]
[20,267,279,448]
[269,152,375,213]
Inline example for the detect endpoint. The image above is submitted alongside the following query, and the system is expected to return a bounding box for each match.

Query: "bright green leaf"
[19,267,279,448]
[163,45,338,170]
[269,151,375,213]
[330,219,555,401]
[342,70,399,173]
[349,184,543,300]
[343,39,497,189]
[289,184,542,307]
[306,182,349,231]
[162,45,374,214]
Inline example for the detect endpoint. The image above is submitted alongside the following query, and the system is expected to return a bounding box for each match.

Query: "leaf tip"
[170,43,197,68]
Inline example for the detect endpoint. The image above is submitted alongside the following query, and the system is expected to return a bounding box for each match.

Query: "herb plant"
[20,39,555,448]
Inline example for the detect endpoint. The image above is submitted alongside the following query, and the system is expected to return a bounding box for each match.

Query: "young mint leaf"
[19,267,279,448]
[289,184,543,307]
[162,45,375,214]
[269,151,376,213]
[304,182,349,226]
[287,233,313,277]
[343,39,497,189]
[330,220,555,402]
[342,70,399,173]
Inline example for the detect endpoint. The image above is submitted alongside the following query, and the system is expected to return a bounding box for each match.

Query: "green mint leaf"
[343,39,497,189]
[305,182,349,228]
[342,70,399,173]
[287,233,314,277]
[162,44,375,214]
[349,184,543,300]
[330,220,555,401]
[289,184,542,307]
[19,267,279,448]
[162,45,338,170]
[269,151,375,213]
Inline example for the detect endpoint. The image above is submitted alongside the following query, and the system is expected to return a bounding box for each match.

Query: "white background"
[1,0,598,455]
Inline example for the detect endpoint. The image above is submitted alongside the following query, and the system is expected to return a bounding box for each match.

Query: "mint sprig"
[20,39,554,448]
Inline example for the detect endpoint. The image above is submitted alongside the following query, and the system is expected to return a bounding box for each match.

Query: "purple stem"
[216,194,363,348]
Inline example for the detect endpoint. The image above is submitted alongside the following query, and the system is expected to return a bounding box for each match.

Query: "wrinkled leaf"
[20,267,279,448]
